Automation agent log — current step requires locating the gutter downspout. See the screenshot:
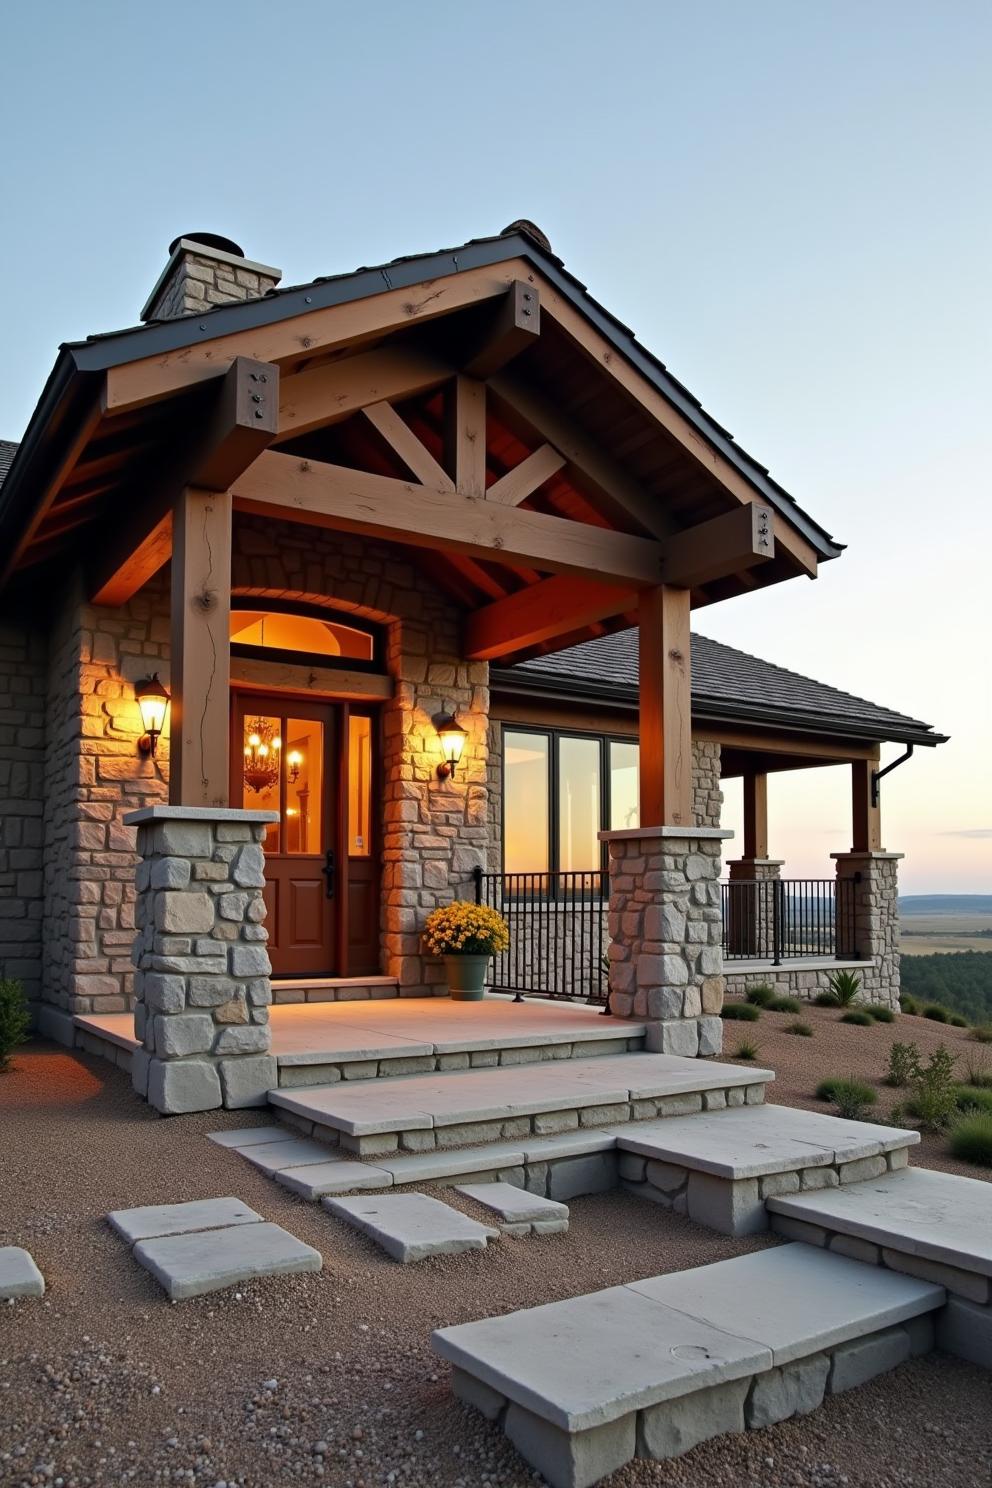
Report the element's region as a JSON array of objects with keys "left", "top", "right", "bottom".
[{"left": 871, "top": 744, "right": 914, "bottom": 808}]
